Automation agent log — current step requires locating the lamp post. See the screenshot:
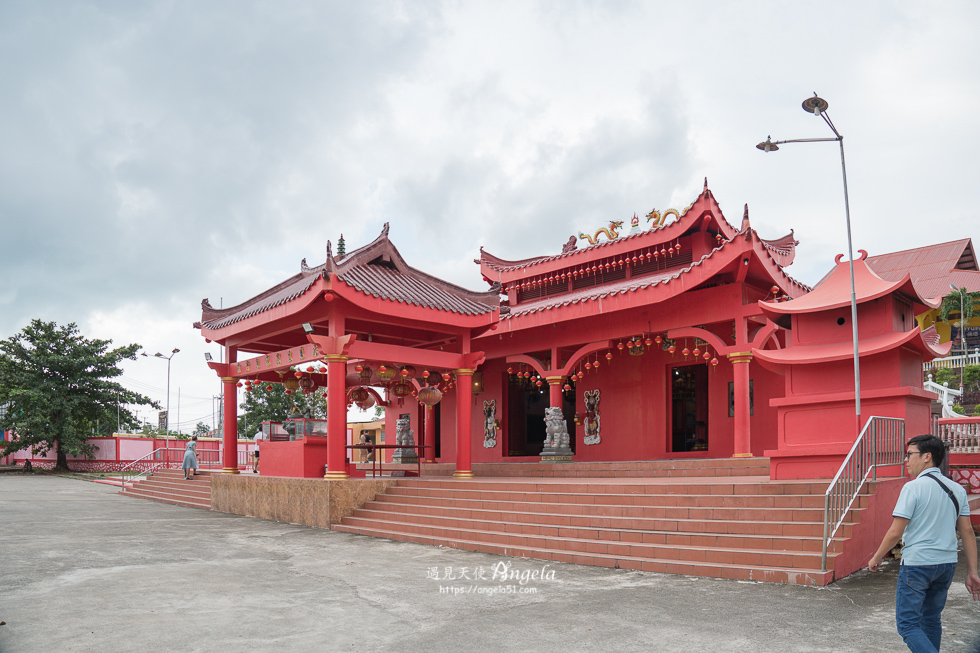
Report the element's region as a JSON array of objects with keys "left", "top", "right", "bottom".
[
  {"left": 950, "top": 283, "right": 967, "bottom": 392},
  {"left": 758, "top": 94, "right": 862, "bottom": 435},
  {"left": 143, "top": 348, "right": 180, "bottom": 466}
]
